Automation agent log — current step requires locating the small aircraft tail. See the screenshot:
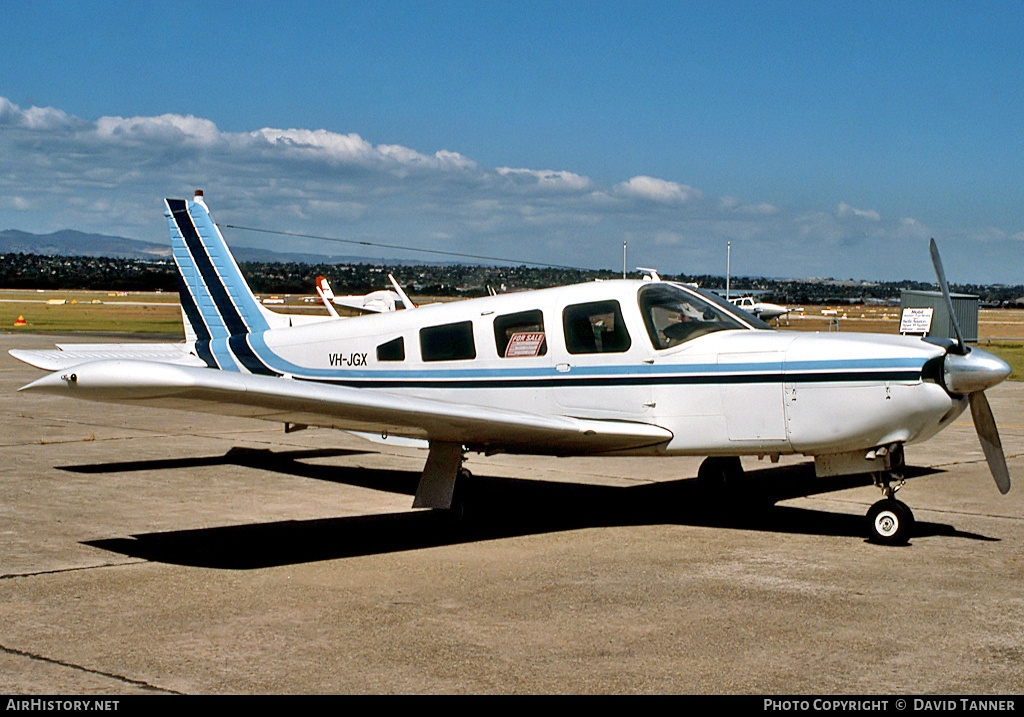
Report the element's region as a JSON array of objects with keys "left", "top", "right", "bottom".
[
  {"left": 314, "top": 276, "right": 341, "bottom": 318},
  {"left": 315, "top": 275, "right": 336, "bottom": 302},
  {"left": 165, "top": 191, "right": 281, "bottom": 343}
]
